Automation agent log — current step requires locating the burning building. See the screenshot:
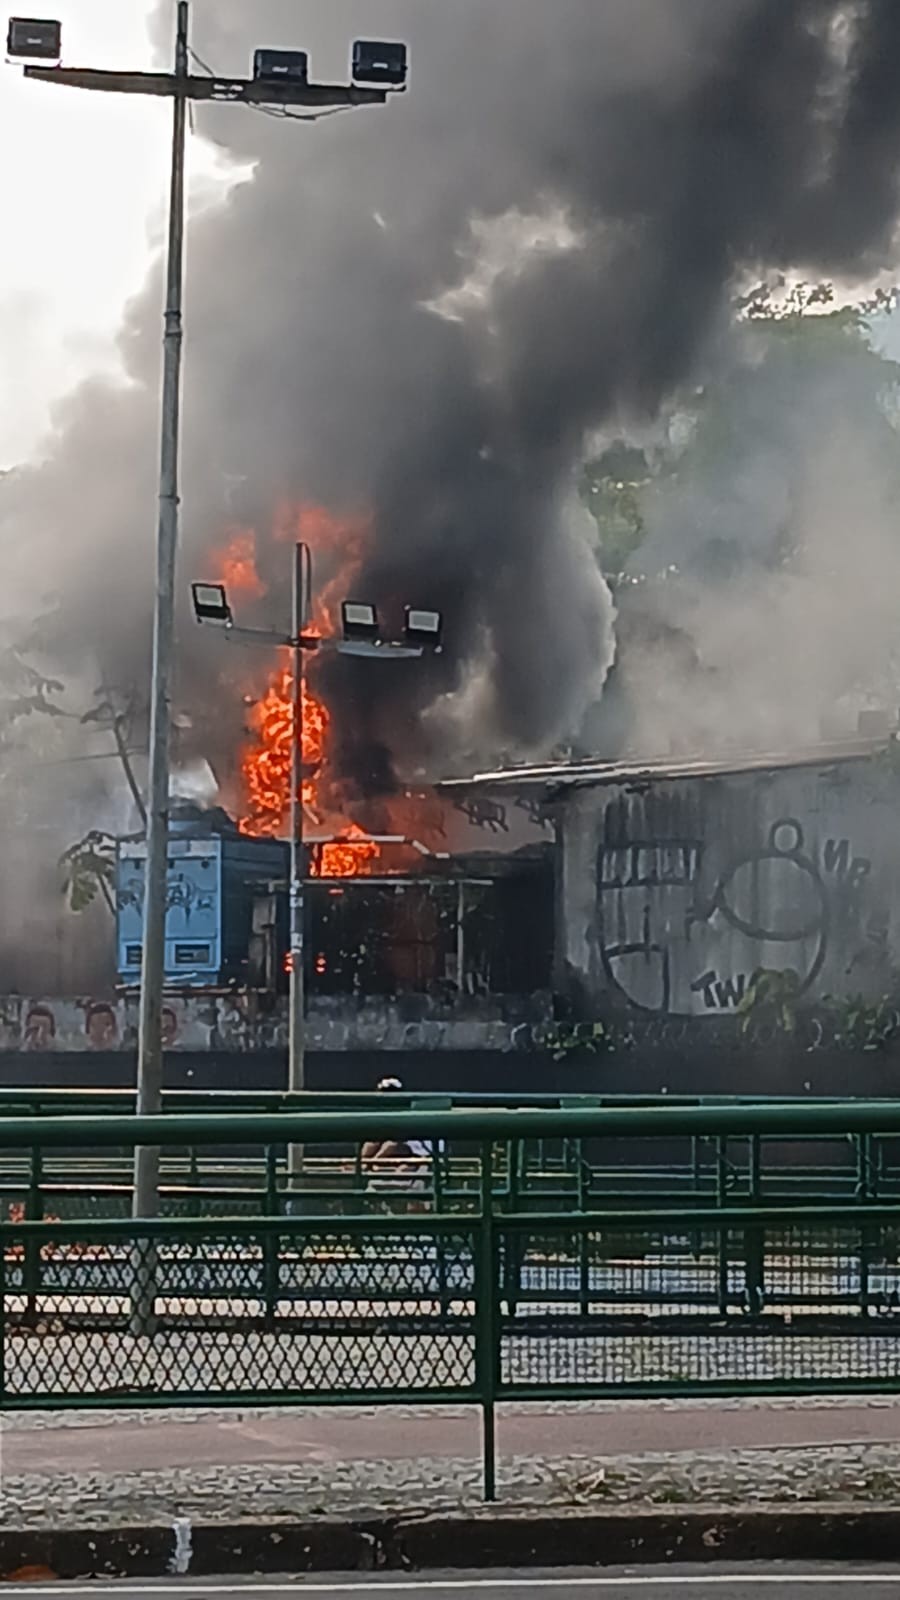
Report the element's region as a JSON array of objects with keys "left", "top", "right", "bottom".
[
  {"left": 7, "top": 0, "right": 900, "bottom": 1070},
  {"left": 111, "top": 501, "right": 555, "bottom": 1004}
]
